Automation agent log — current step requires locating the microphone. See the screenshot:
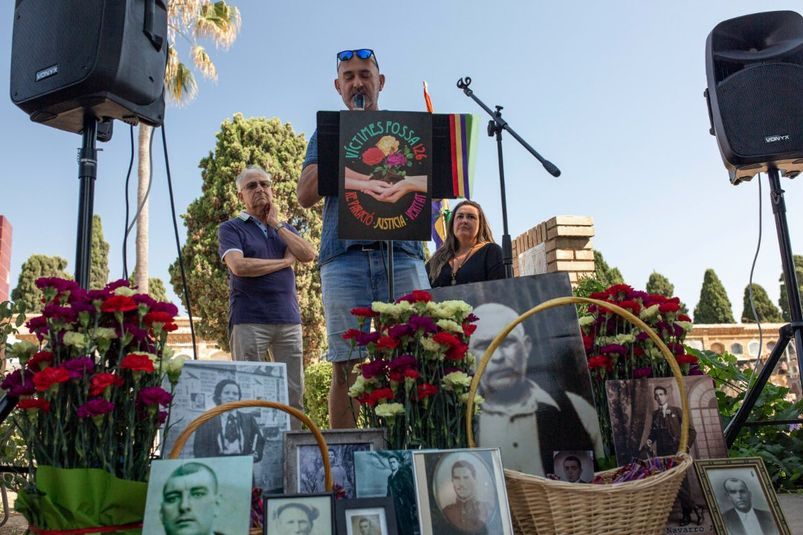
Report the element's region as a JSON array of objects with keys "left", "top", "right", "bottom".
[{"left": 352, "top": 93, "right": 365, "bottom": 110}]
